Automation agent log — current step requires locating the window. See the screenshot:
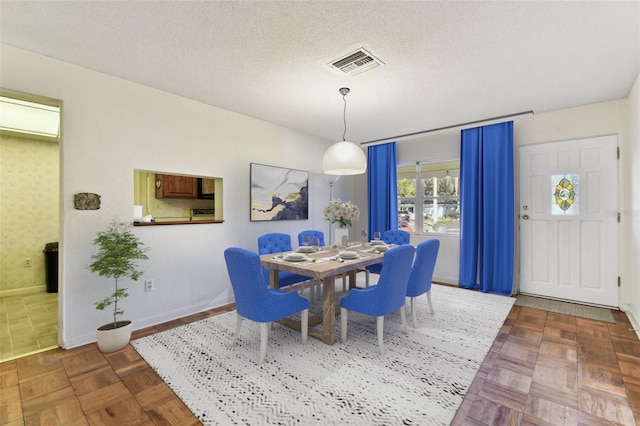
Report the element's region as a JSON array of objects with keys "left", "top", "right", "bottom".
[{"left": 397, "top": 160, "right": 460, "bottom": 234}]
